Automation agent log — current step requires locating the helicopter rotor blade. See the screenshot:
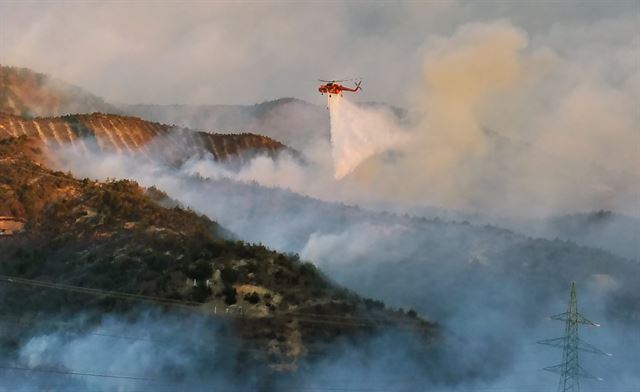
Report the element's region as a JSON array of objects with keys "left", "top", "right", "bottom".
[
  {"left": 319, "top": 78, "right": 363, "bottom": 84},
  {"left": 319, "top": 78, "right": 354, "bottom": 83}
]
